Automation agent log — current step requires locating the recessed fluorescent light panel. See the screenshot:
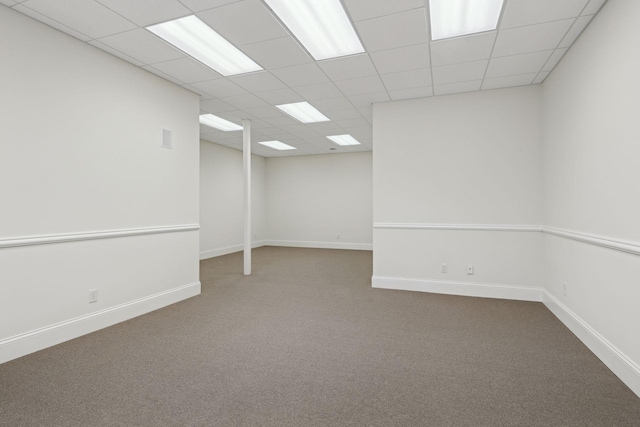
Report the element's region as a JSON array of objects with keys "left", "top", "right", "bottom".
[
  {"left": 263, "top": 0, "right": 364, "bottom": 60},
  {"left": 199, "top": 114, "right": 243, "bottom": 131},
  {"left": 258, "top": 141, "right": 296, "bottom": 150},
  {"left": 327, "top": 134, "right": 361, "bottom": 146},
  {"left": 429, "top": 0, "right": 504, "bottom": 41},
  {"left": 276, "top": 102, "right": 330, "bottom": 123},
  {"left": 147, "top": 15, "right": 262, "bottom": 76}
]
